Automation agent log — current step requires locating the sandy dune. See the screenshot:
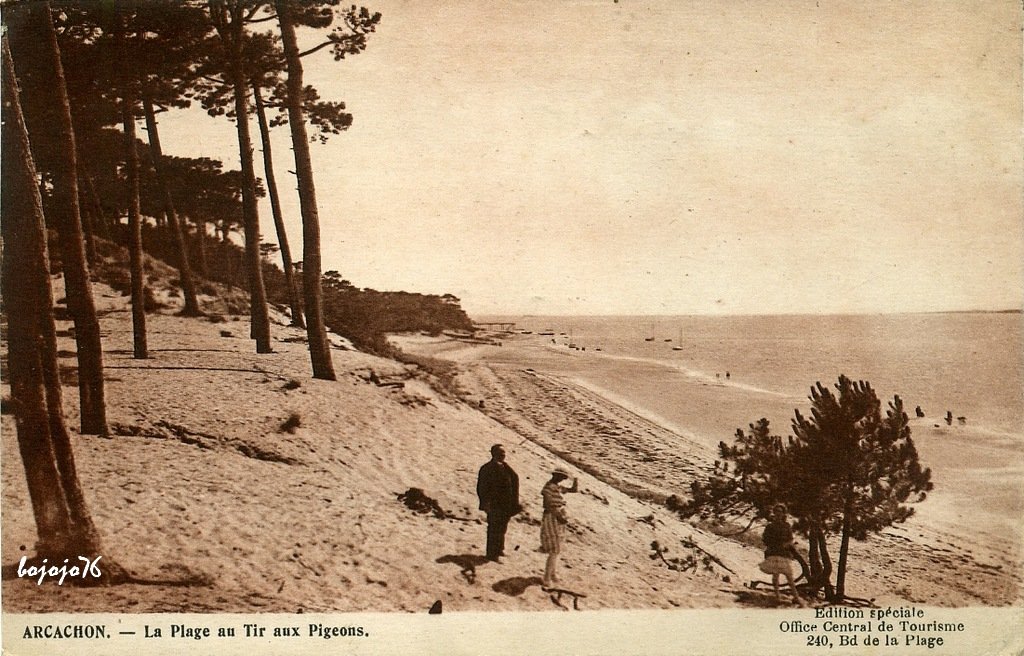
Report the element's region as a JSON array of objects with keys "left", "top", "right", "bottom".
[{"left": 3, "top": 284, "right": 748, "bottom": 613}]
